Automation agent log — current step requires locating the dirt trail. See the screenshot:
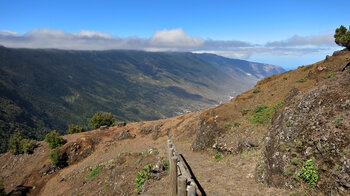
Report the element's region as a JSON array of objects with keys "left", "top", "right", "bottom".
[{"left": 146, "top": 140, "right": 289, "bottom": 196}]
